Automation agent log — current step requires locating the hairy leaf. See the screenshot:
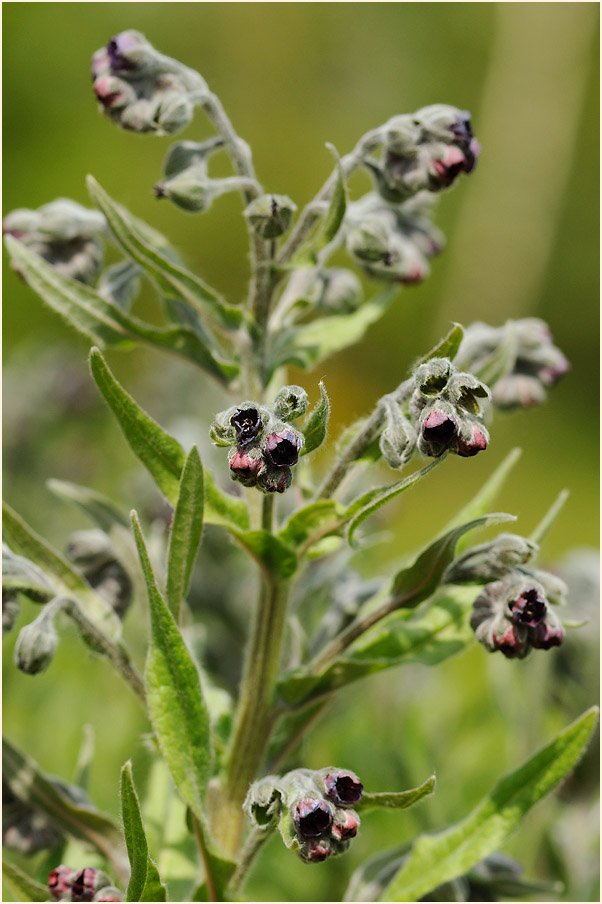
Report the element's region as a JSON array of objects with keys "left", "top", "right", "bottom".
[
  {"left": 412, "top": 322, "right": 464, "bottom": 371},
  {"left": 133, "top": 514, "right": 212, "bottom": 820},
  {"left": 2, "top": 544, "right": 57, "bottom": 603},
  {"left": 530, "top": 488, "right": 569, "bottom": 546},
  {"left": 47, "top": 478, "right": 130, "bottom": 531},
  {"left": 203, "top": 468, "right": 250, "bottom": 531},
  {"left": 87, "top": 176, "right": 242, "bottom": 332},
  {"left": 166, "top": 446, "right": 204, "bottom": 621},
  {"left": 231, "top": 529, "right": 297, "bottom": 580},
  {"left": 2, "top": 502, "right": 121, "bottom": 640},
  {"left": 380, "top": 707, "right": 599, "bottom": 901},
  {"left": 120, "top": 761, "right": 167, "bottom": 902},
  {"left": 357, "top": 775, "right": 436, "bottom": 813},
  {"left": 2, "top": 858, "right": 49, "bottom": 902},
  {"left": 279, "top": 500, "right": 344, "bottom": 550},
  {"left": 300, "top": 381, "right": 330, "bottom": 455}
]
